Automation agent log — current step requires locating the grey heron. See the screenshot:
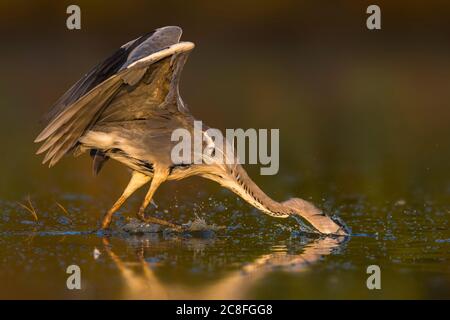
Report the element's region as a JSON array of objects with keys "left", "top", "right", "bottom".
[{"left": 35, "top": 26, "right": 347, "bottom": 236}]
